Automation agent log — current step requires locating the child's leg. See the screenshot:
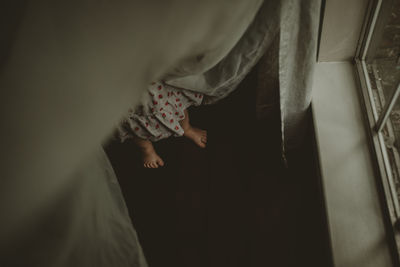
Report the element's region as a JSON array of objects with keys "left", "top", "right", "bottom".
[
  {"left": 180, "top": 109, "right": 207, "bottom": 148},
  {"left": 133, "top": 136, "right": 164, "bottom": 168}
]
